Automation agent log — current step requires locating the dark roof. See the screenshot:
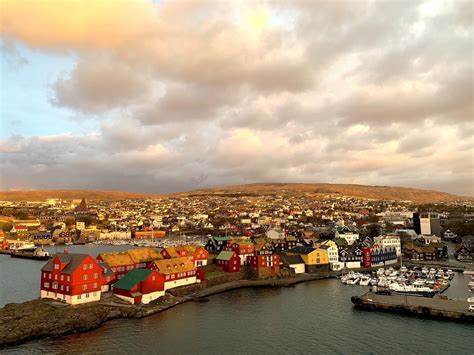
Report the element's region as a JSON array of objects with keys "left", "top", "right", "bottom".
[
  {"left": 98, "top": 261, "right": 114, "bottom": 277},
  {"left": 113, "top": 269, "right": 152, "bottom": 291},
  {"left": 74, "top": 197, "right": 88, "bottom": 212},
  {"left": 41, "top": 253, "right": 91, "bottom": 274},
  {"left": 280, "top": 254, "right": 304, "bottom": 265},
  {"left": 287, "top": 246, "right": 315, "bottom": 255}
]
